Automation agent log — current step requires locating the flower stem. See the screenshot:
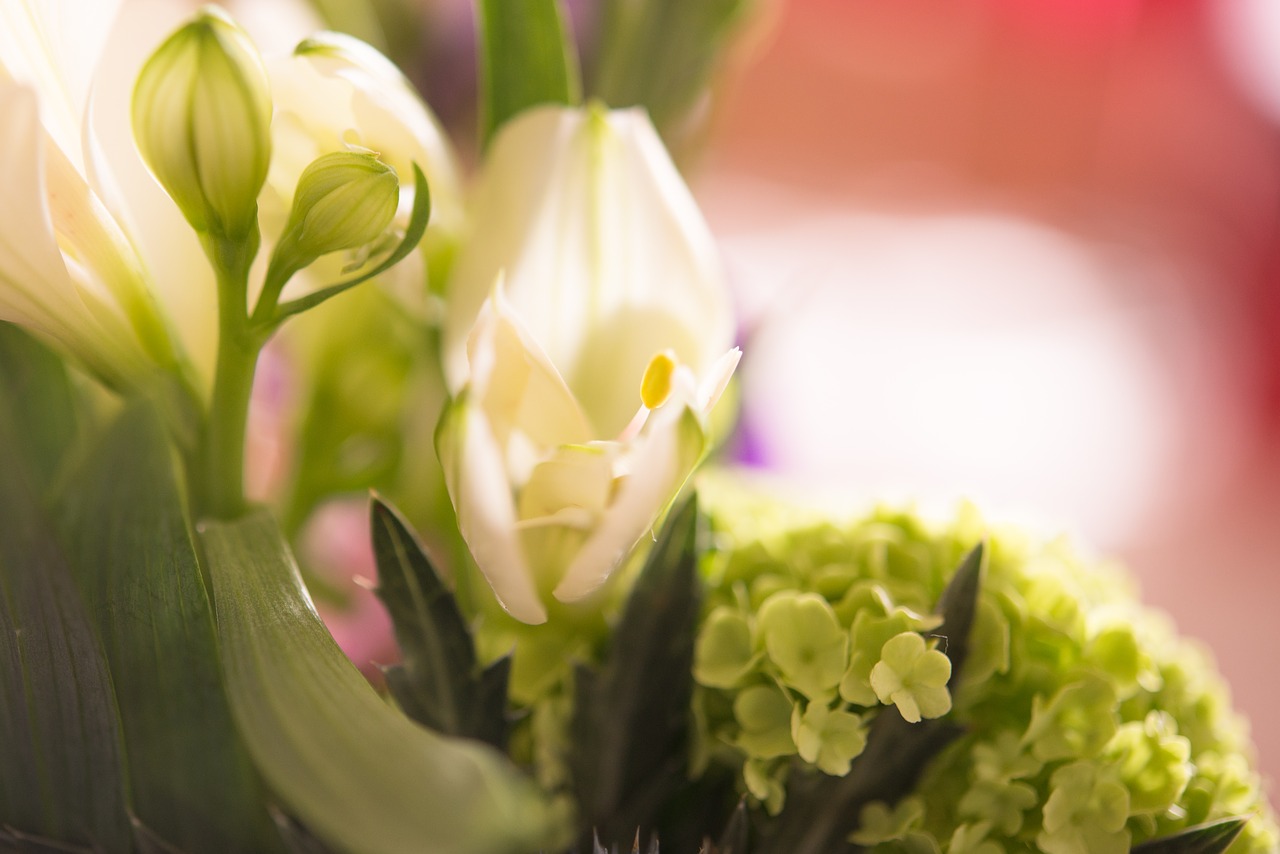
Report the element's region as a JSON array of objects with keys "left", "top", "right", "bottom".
[{"left": 200, "top": 230, "right": 264, "bottom": 520}]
